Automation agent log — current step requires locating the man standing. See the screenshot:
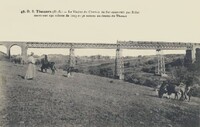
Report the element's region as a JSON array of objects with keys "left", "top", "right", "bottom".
[
  {"left": 44, "top": 55, "right": 49, "bottom": 73},
  {"left": 41, "top": 55, "right": 49, "bottom": 73}
]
